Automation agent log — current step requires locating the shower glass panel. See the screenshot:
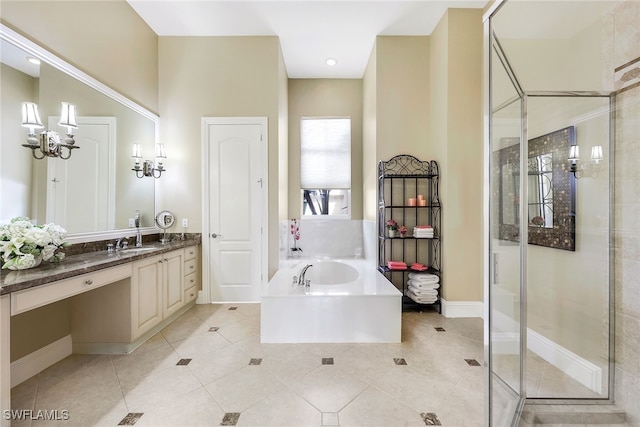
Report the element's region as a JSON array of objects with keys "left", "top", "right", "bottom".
[
  {"left": 488, "top": 17, "right": 526, "bottom": 425},
  {"left": 487, "top": 0, "right": 615, "bottom": 420},
  {"left": 526, "top": 95, "right": 611, "bottom": 399}
]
